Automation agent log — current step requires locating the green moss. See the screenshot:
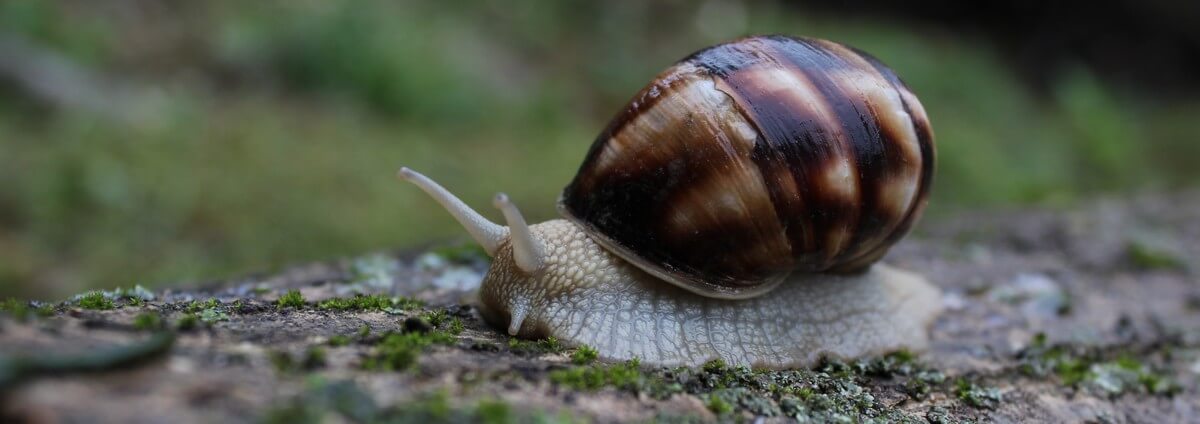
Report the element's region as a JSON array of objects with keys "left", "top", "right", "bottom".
[
  {"left": 76, "top": 291, "right": 115, "bottom": 310},
  {"left": 709, "top": 387, "right": 780, "bottom": 417},
  {"left": 546, "top": 354, "right": 941, "bottom": 421},
  {"left": 277, "top": 290, "right": 306, "bottom": 309},
  {"left": 571, "top": 345, "right": 598, "bottom": 365},
  {"left": 269, "top": 350, "right": 296, "bottom": 373},
  {"left": 361, "top": 331, "right": 455, "bottom": 371},
  {"left": 862, "top": 350, "right": 919, "bottom": 377},
  {"left": 507, "top": 337, "right": 563, "bottom": 355},
  {"left": 1055, "top": 357, "right": 1090, "bottom": 386},
  {"left": 412, "top": 390, "right": 452, "bottom": 421},
  {"left": 316, "top": 294, "right": 421, "bottom": 312},
  {"left": 705, "top": 394, "right": 733, "bottom": 415},
  {"left": 702, "top": 358, "right": 726, "bottom": 374},
  {"left": 548, "top": 359, "right": 646, "bottom": 391},
  {"left": 1138, "top": 372, "right": 1179, "bottom": 395},
  {"left": 200, "top": 307, "right": 229, "bottom": 324},
  {"left": 1017, "top": 334, "right": 1180, "bottom": 395},
  {"left": 447, "top": 317, "right": 464, "bottom": 335},
  {"left": 925, "top": 406, "right": 954, "bottom": 424},
  {"left": 470, "top": 341, "right": 500, "bottom": 352},
  {"left": 261, "top": 402, "right": 320, "bottom": 424},
  {"left": 186, "top": 298, "right": 220, "bottom": 313},
  {"left": 903, "top": 370, "right": 946, "bottom": 401},
  {"left": 1127, "top": 238, "right": 1185, "bottom": 270},
  {"left": 1019, "top": 333, "right": 1089, "bottom": 384},
  {"left": 363, "top": 335, "right": 420, "bottom": 371},
  {"left": 420, "top": 309, "right": 448, "bottom": 327},
  {"left": 133, "top": 312, "right": 163, "bottom": 331},
  {"left": 264, "top": 380, "right": 557, "bottom": 424},
  {"left": 1, "top": 299, "right": 55, "bottom": 320},
  {"left": 303, "top": 346, "right": 327, "bottom": 370},
  {"left": 1087, "top": 355, "right": 1181, "bottom": 395},
  {"left": 177, "top": 313, "right": 198, "bottom": 330},
  {"left": 328, "top": 334, "right": 351, "bottom": 347},
  {"left": 954, "top": 379, "right": 1002, "bottom": 409},
  {"left": 1, "top": 298, "right": 29, "bottom": 320},
  {"left": 474, "top": 399, "right": 512, "bottom": 424}
]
